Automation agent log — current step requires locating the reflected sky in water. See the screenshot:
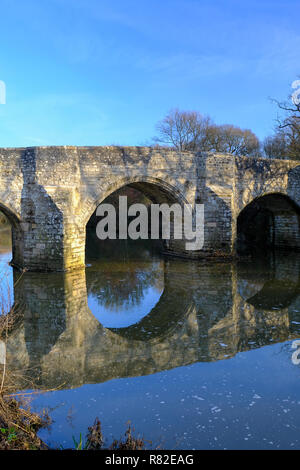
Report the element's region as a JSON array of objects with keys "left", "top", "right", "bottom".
[
  {"left": 1, "top": 231, "right": 300, "bottom": 449},
  {"left": 0, "top": 228, "right": 13, "bottom": 312},
  {"left": 86, "top": 236, "right": 165, "bottom": 327},
  {"left": 88, "top": 282, "right": 163, "bottom": 328}
]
